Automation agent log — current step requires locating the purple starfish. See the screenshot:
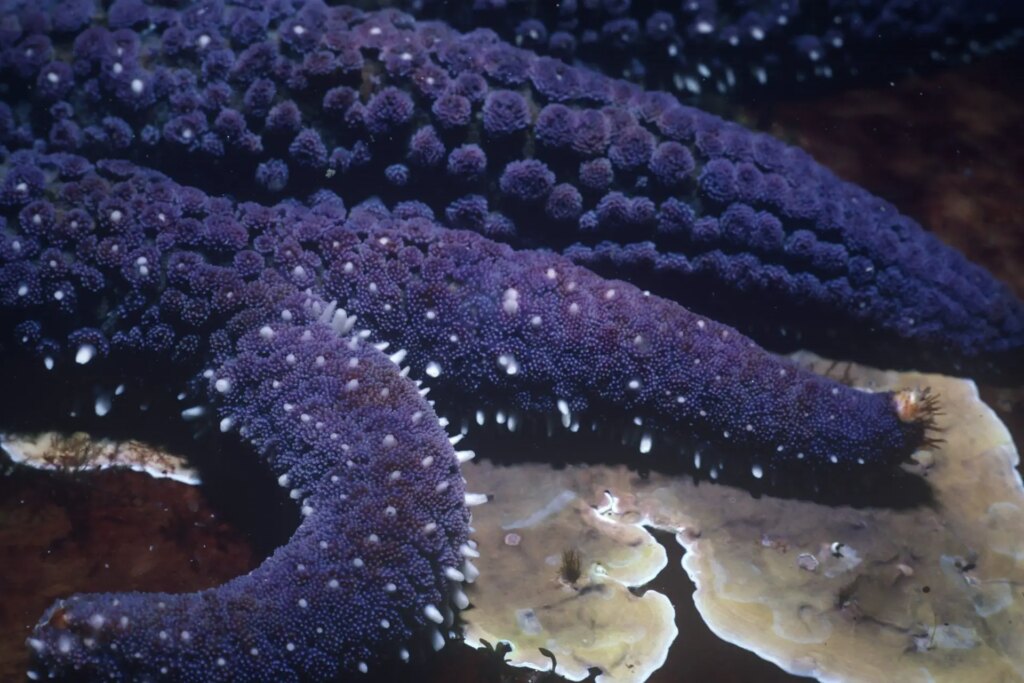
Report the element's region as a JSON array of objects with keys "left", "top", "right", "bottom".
[
  {"left": 0, "top": 1, "right": 1014, "bottom": 681},
  {"left": 9, "top": 155, "right": 930, "bottom": 681},
  {"left": 381, "top": 0, "right": 1024, "bottom": 98},
  {"left": 1, "top": 1, "right": 1018, "bottom": 380}
]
